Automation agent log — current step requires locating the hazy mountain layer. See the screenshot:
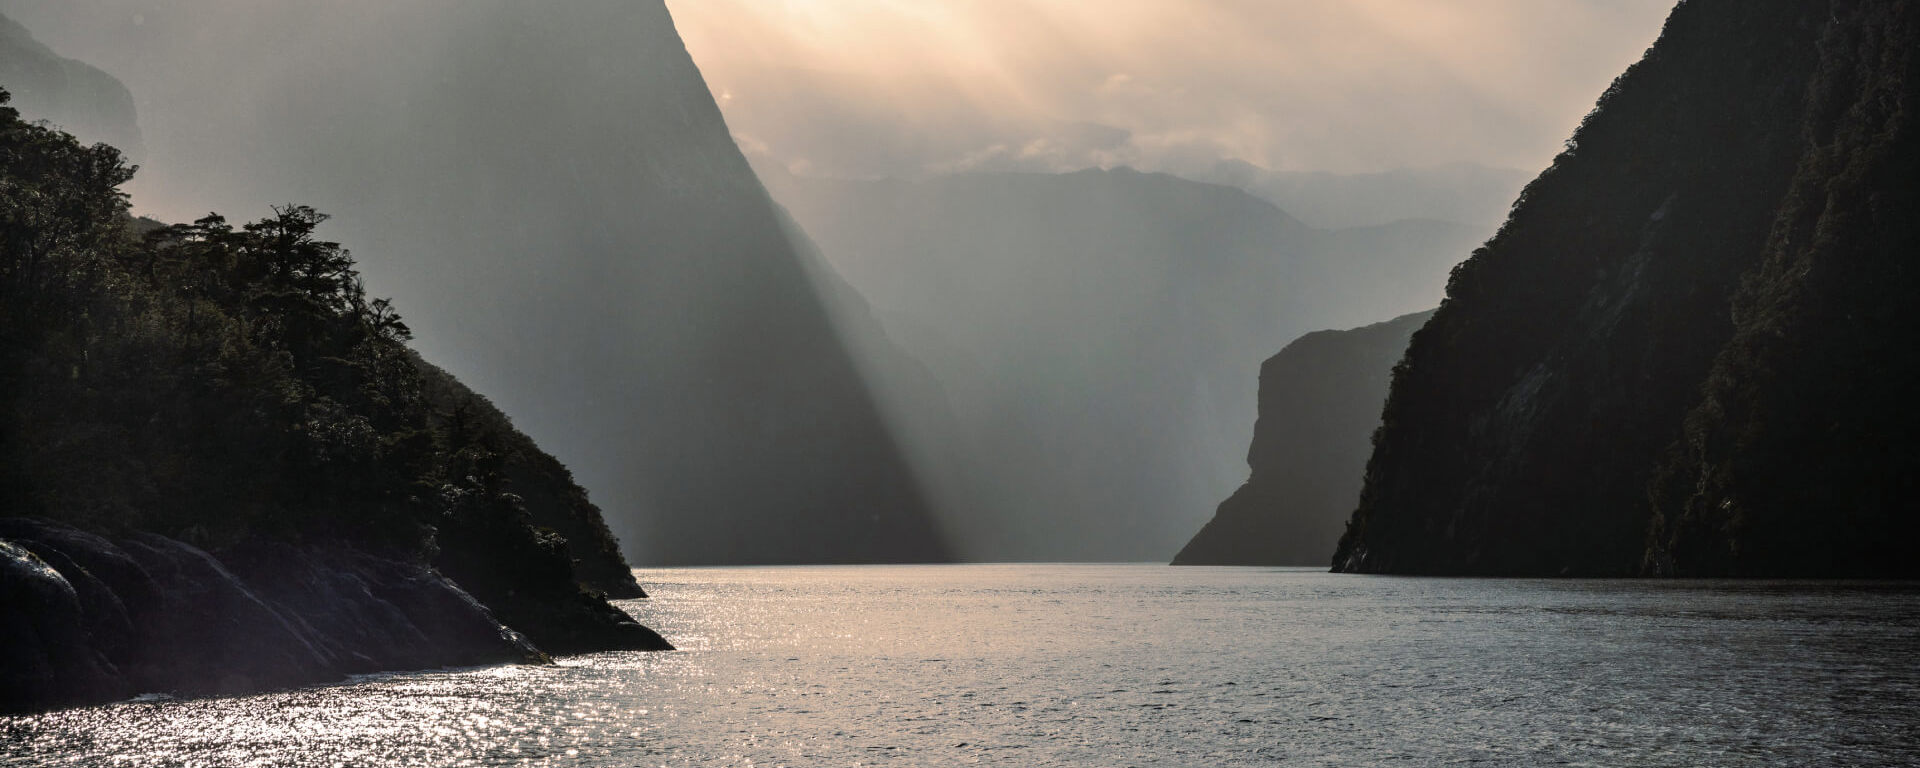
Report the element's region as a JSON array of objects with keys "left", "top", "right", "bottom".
[
  {"left": 0, "top": 9, "right": 643, "bottom": 591},
  {"left": 0, "top": 1, "right": 947, "bottom": 565},
  {"left": 0, "top": 12, "right": 138, "bottom": 158},
  {"left": 766, "top": 167, "right": 1482, "bottom": 560},
  {"left": 1336, "top": 0, "right": 1920, "bottom": 576},
  {"left": 1174, "top": 311, "right": 1431, "bottom": 566},
  {"left": 1192, "top": 161, "right": 1531, "bottom": 230}
]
